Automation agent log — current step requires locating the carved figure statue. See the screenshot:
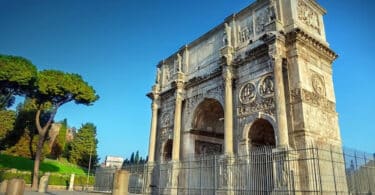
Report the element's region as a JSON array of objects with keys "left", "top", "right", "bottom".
[
  {"left": 224, "top": 23, "right": 232, "bottom": 46},
  {"left": 240, "top": 83, "right": 256, "bottom": 104},
  {"left": 156, "top": 68, "right": 161, "bottom": 84},
  {"left": 177, "top": 53, "right": 182, "bottom": 72},
  {"left": 260, "top": 76, "right": 274, "bottom": 96}
]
